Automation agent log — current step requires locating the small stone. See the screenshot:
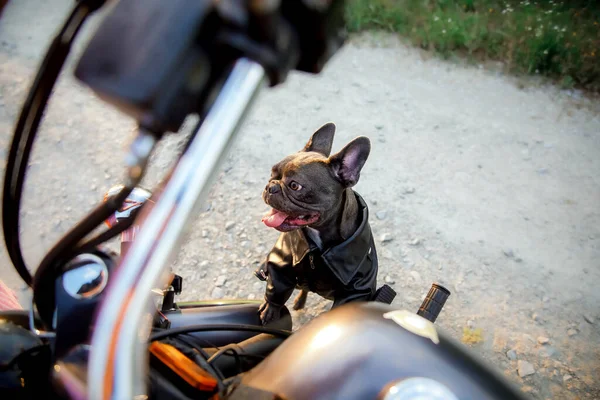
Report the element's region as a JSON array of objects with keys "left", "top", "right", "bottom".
[
  {"left": 537, "top": 336, "right": 550, "bottom": 345},
  {"left": 201, "top": 202, "right": 212, "bottom": 212},
  {"left": 201, "top": 230, "right": 209, "bottom": 238},
  {"left": 376, "top": 210, "right": 388, "bottom": 220},
  {"left": 375, "top": 124, "right": 384, "bottom": 130},
  {"left": 583, "top": 315, "right": 595, "bottom": 324},
  {"left": 503, "top": 249, "right": 514, "bottom": 258},
  {"left": 506, "top": 349, "right": 517, "bottom": 360},
  {"left": 539, "top": 346, "right": 557, "bottom": 358},
  {"left": 531, "top": 313, "right": 541, "bottom": 322},
  {"left": 515, "top": 257, "right": 523, "bottom": 263},
  {"left": 567, "top": 328, "right": 578, "bottom": 337},
  {"left": 384, "top": 275, "right": 395, "bottom": 284},
  {"left": 215, "top": 276, "right": 227, "bottom": 287},
  {"left": 371, "top": 199, "right": 378, "bottom": 205},
  {"left": 517, "top": 360, "right": 535, "bottom": 377},
  {"left": 563, "top": 374, "right": 572, "bottom": 382},
  {"left": 542, "top": 296, "right": 550, "bottom": 303},
  {"left": 467, "top": 319, "right": 475, "bottom": 328},
  {"left": 402, "top": 187, "right": 416, "bottom": 194},
  {"left": 314, "top": 105, "right": 321, "bottom": 111},
  {"left": 409, "top": 238, "right": 421, "bottom": 246},
  {"left": 200, "top": 260, "right": 209, "bottom": 268},
  {"left": 225, "top": 221, "right": 236, "bottom": 231},
  {"left": 211, "top": 287, "right": 225, "bottom": 299},
  {"left": 380, "top": 233, "right": 394, "bottom": 243},
  {"left": 378, "top": 136, "right": 386, "bottom": 143},
  {"left": 247, "top": 293, "right": 256, "bottom": 300},
  {"left": 409, "top": 271, "right": 421, "bottom": 281}
]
